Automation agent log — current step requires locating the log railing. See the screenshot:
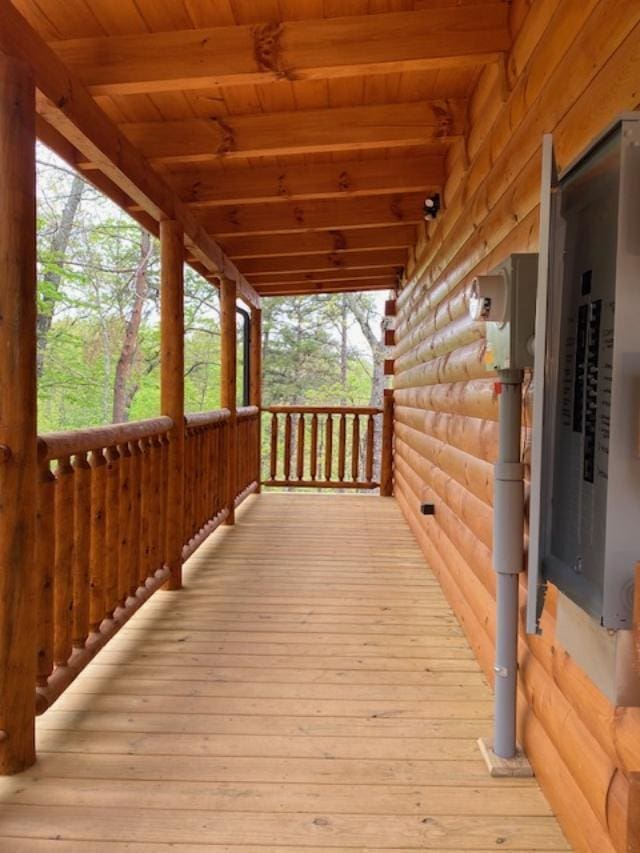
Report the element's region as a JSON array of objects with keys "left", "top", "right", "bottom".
[
  {"left": 236, "top": 405, "right": 261, "bottom": 502},
  {"left": 264, "top": 402, "right": 393, "bottom": 492},
  {"left": 182, "top": 409, "right": 230, "bottom": 559},
  {"left": 35, "top": 417, "right": 173, "bottom": 713}
]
